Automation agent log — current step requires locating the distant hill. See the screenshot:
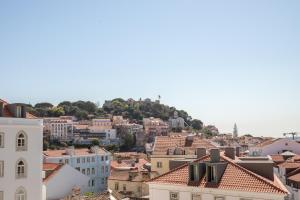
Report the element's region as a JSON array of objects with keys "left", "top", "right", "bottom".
[{"left": 27, "top": 98, "right": 208, "bottom": 131}]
